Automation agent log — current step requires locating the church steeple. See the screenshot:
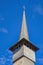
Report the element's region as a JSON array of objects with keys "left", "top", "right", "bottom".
[
  {"left": 9, "top": 7, "right": 39, "bottom": 65},
  {"left": 20, "top": 6, "right": 29, "bottom": 40}
]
